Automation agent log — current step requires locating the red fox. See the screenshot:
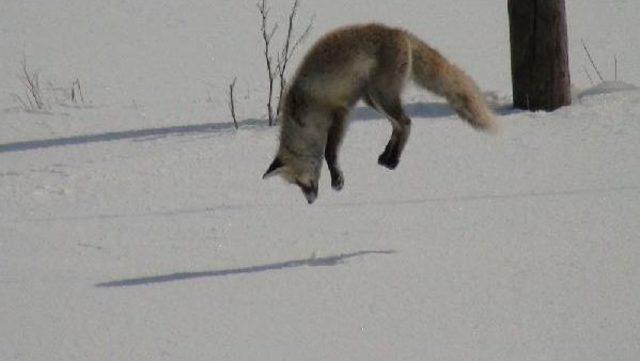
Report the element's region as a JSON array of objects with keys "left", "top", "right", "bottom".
[{"left": 264, "top": 23, "right": 497, "bottom": 204}]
